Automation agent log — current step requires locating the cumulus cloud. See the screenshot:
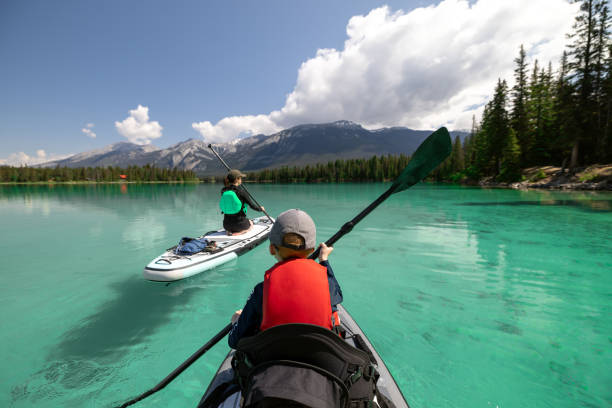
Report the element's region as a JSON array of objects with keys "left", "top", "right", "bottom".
[
  {"left": 193, "top": 0, "right": 577, "bottom": 142},
  {"left": 0, "top": 150, "right": 72, "bottom": 166},
  {"left": 82, "top": 123, "right": 97, "bottom": 138},
  {"left": 115, "top": 105, "right": 163, "bottom": 145},
  {"left": 192, "top": 114, "right": 281, "bottom": 144}
]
